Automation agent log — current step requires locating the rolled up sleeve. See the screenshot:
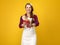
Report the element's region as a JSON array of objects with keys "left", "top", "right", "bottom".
[
  {"left": 19, "top": 16, "right": 23, "bottom": 28},
  {"left": 34, "top": 15, "right": 39, "bottom": 27}
]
